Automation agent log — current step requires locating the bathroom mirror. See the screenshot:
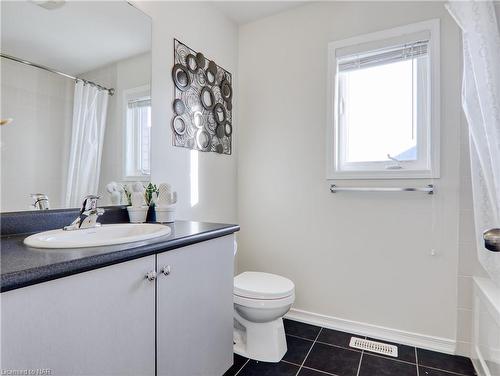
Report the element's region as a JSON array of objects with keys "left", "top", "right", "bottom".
[{"left": 0, "top": 1, "right": 152, "bottom": 212}]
